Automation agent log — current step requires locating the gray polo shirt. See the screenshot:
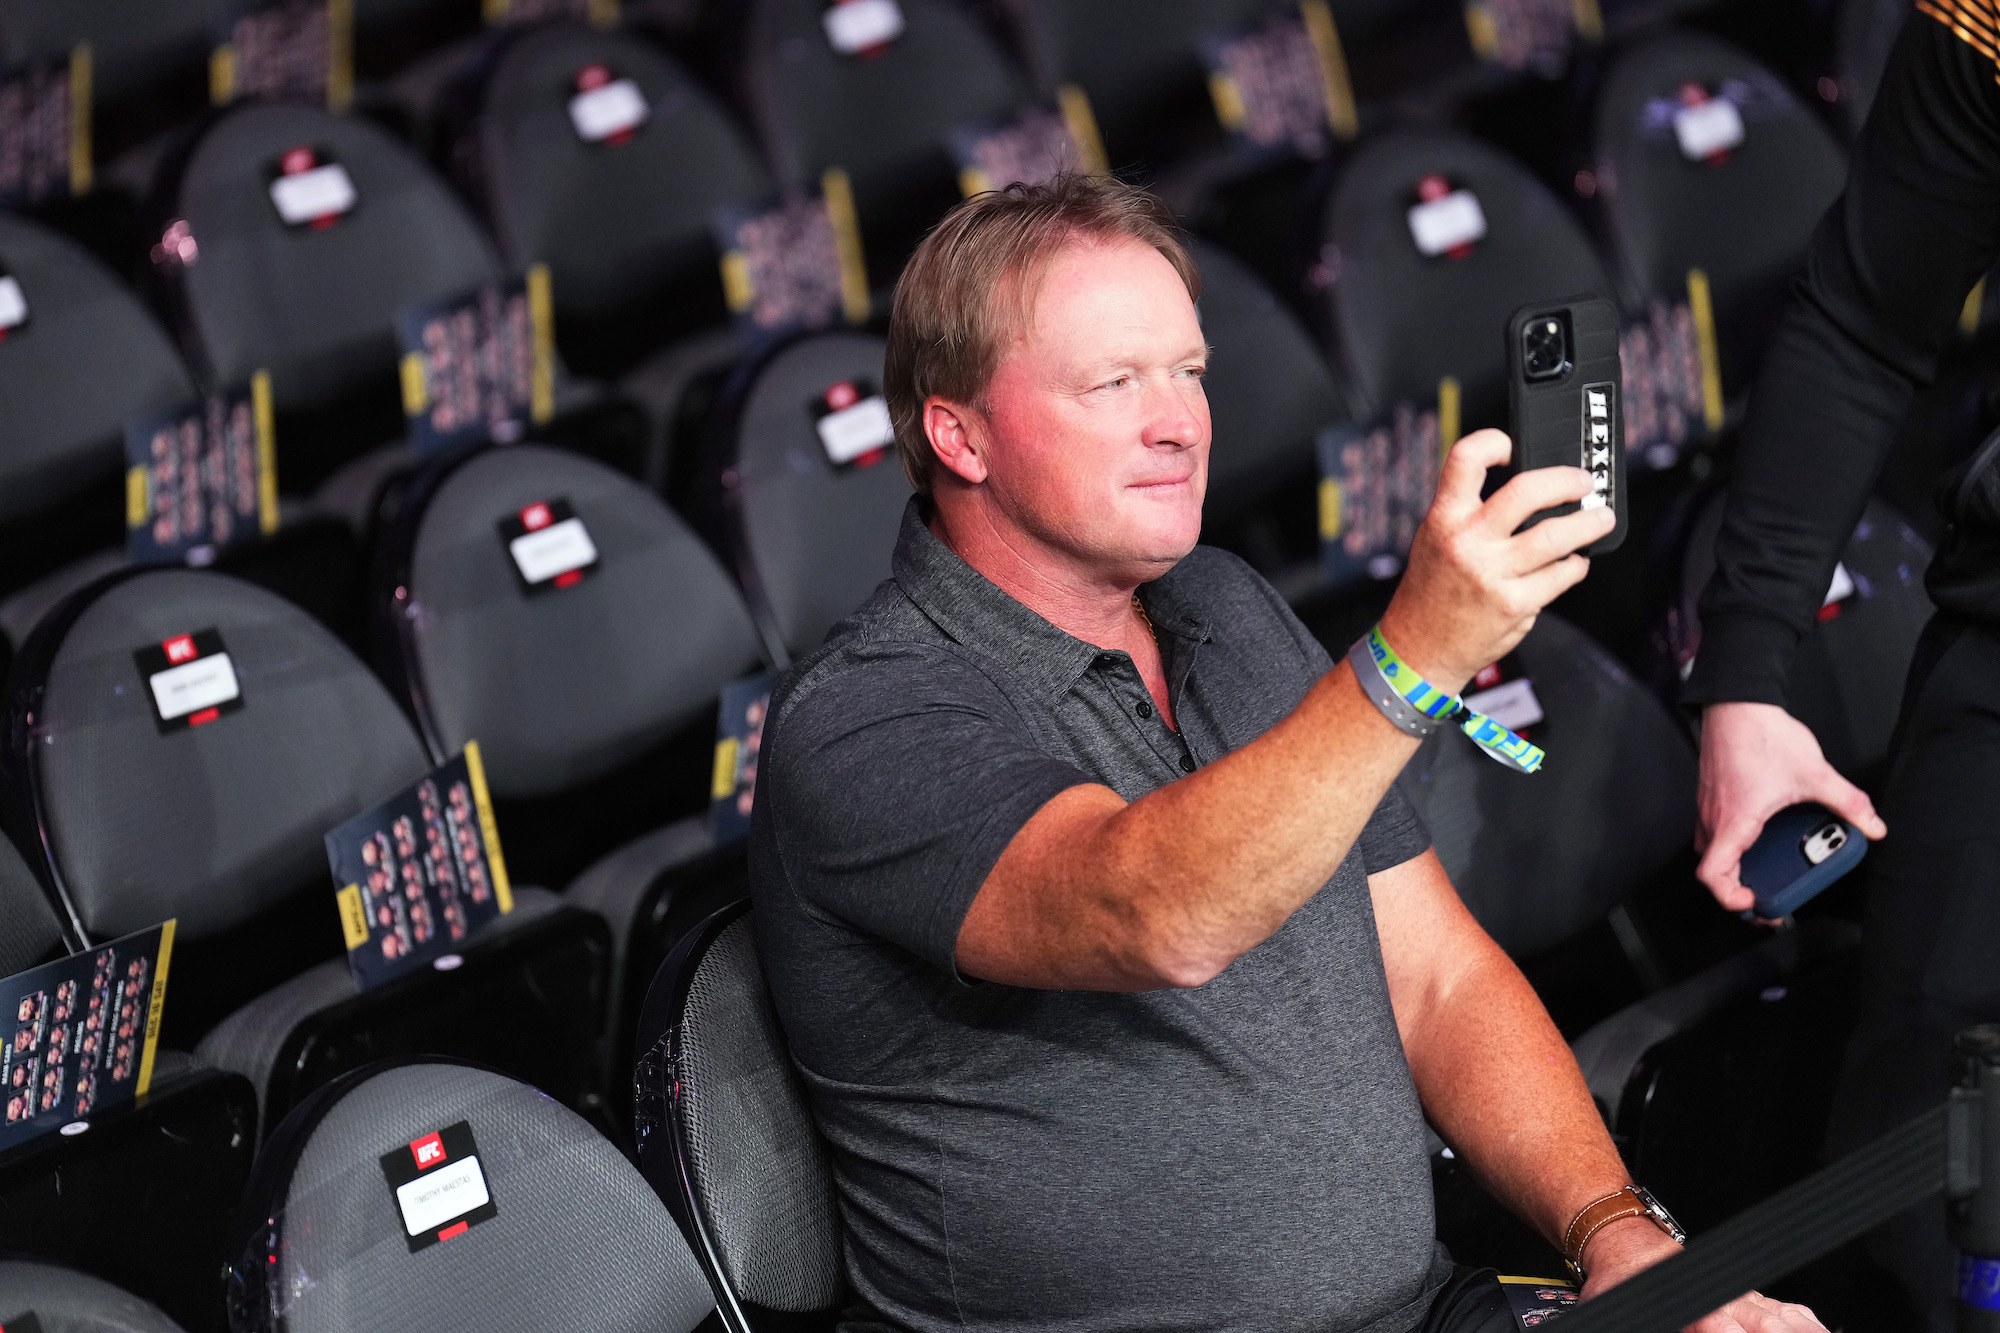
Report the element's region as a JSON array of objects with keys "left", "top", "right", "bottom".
[{"left": 750, "top": 500, "right": 1448, "bottom": 1333}]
